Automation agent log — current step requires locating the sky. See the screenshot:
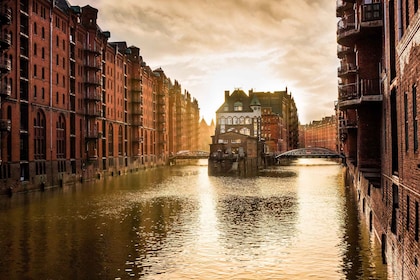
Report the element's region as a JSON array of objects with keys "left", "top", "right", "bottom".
[{"left": 70, "top": 0, "right": 339, "bottom": 124}]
